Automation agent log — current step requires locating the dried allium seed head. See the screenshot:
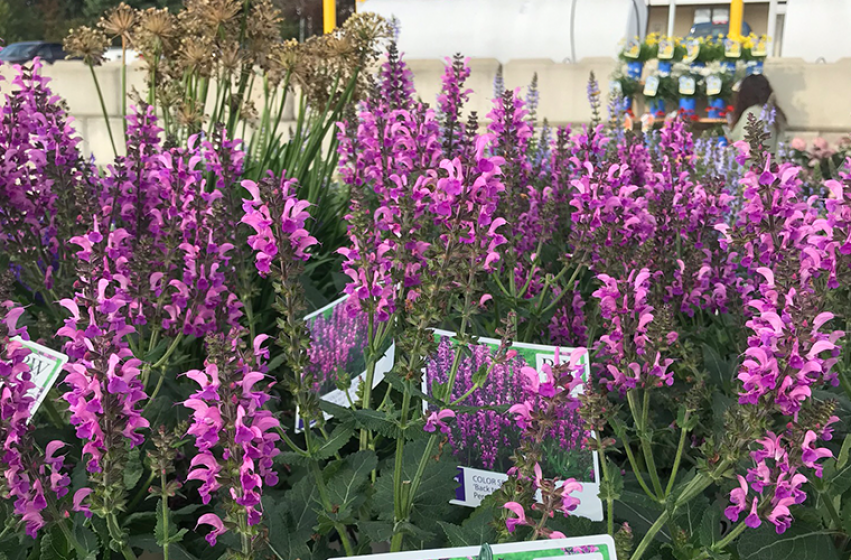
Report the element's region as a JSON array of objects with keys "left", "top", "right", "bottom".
[
  {"left": 63, "top": 26, "right": 109, "bottom": 66},
  {"left": 246, "top": 0, "right": 282, "bottom": 62},
  {"left": 99, "top": 2, "right": 137, "bottom": 41},
  {"left": 239, "top": 99, "right": 259, "bottom": 126},
  {"left": 138, "top": 7, "right": 177, "bottom": 50},
  {"left": 342, "top": 11, "right": 392, "bottom": 61},
  {"left": 218, "top": 42, "right": 243, "bottom": 76},
  {"left": 176, "top": 101, "right": 205, "bottom": 130},
  {"left": 203, "top": 0, "right": 242, "bottom": 30},
  {"left": 268, "top": 39, "right": 307, "bottom": 87},
  {"left": 178, "top": 36, "right": 214, "bottom": 76}
]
